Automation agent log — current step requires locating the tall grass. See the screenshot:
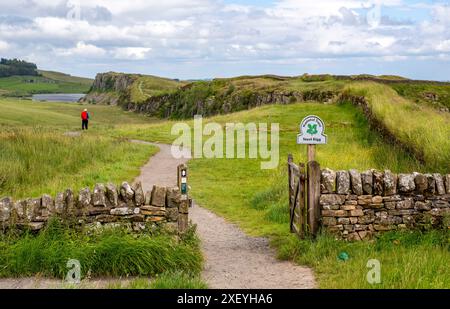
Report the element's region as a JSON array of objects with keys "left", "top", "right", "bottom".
[
  {"left": 345, "top": 82, "right": 450, "bottom": 172},
  {"left": 0, "top": 219, "right": 203, "bottom": 278},
  {"left": 0, "top": 128, "right": 156, "bottom": 198}
]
